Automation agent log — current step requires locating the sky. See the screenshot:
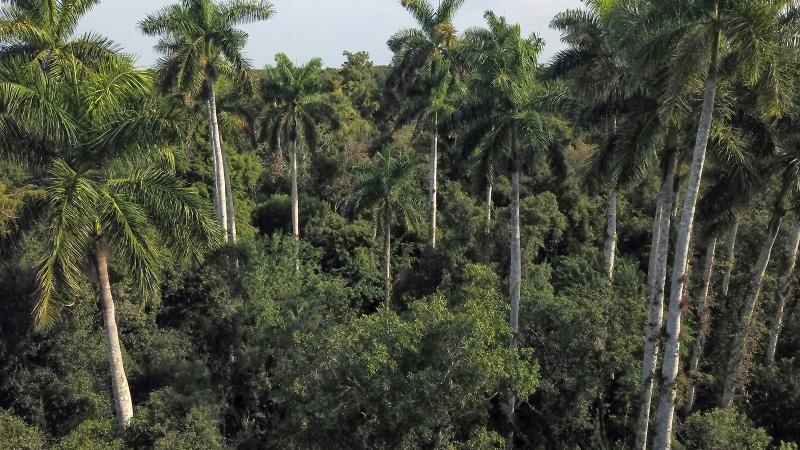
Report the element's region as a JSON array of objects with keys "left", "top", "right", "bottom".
[{"left": 77, "top": 0, "right": 583, "bottom": 69}]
